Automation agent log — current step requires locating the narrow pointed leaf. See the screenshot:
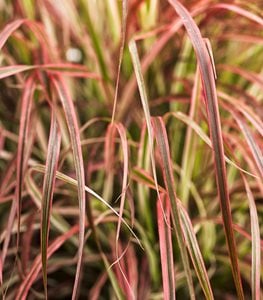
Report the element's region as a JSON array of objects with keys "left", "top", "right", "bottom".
[
  {"left": 235, "top": 116, "right": 263, "bottom": 178},
  {"left": 15, "top": 75, "right": 35, "bottom": 252},
  {"left": 178, "top": 203, "right": 214, "bottom": 300},
  {"left": 243, "top": 177, "right": 261, "bottom": 300},
  {"left": 167, "top": 1, "right": 244, "bottom": 298},
  {"left": 52, "top": 75, "right": 86, "bottom": 299},
  {"left": 152, "top": 116, "right": 195, "bottom": 300},
  {"left": 16, "top": 225, "right": 79, "bottom": 300},
  {"left": 0, "top": 66, "right": 35, "bottom": 79},
  {"left": 41, "top": 113, "right": 61, "bottom": 299},
  {"left": 0, "top": 19, "right": 25, "bottom": 50},
  {"left": 157, "top": 194, "right": 175, "bottom": 300}
]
